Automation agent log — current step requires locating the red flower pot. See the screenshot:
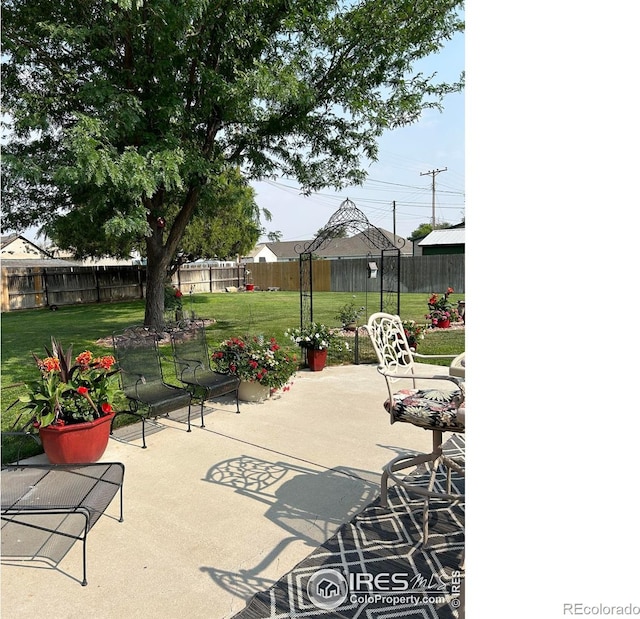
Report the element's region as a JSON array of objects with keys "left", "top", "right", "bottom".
[
  {"left": 306, "top": 348, "right": 328, "bottom": 372},
  {"left": 38, "top": 412, "right": 115, "bottom": 464},
  {"left": 246, "top": 284, "right": 255, "bottom": 291},
  {"left": 436, "top": 319, "right": 451, "bottom": 329}
]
